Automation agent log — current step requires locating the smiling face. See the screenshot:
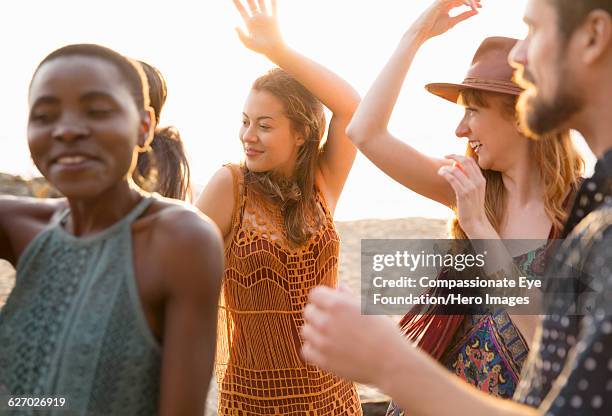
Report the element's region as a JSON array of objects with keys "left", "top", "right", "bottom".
[
  {"left": 28, "top": 55, "right": 150, "bottom": 199},
  {"left": 510, "top": 0, "right": 584, "bottom": 136},
  {"left": 240, "top": 89, "right": 304, "bottom": 176},
  {"left": 455, "top": 91, "right": 524, "bottom": 172}
]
